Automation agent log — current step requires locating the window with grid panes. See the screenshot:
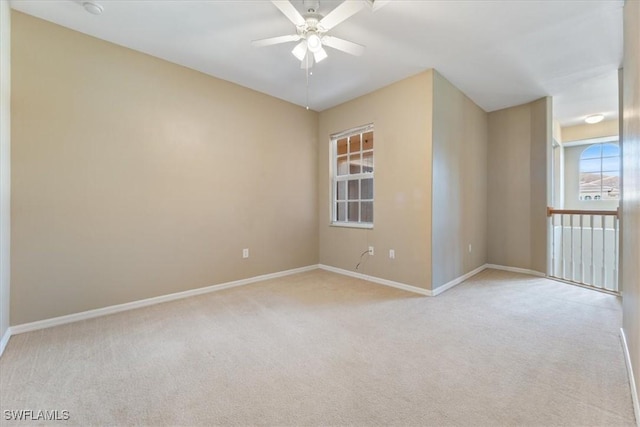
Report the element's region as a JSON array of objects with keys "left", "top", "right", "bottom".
[
  {"left": 579, "top": 143, "right": 620, "bottom": 201},
  {"left": 332, "top": 125, "right": 374, "bottom": 227}
]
